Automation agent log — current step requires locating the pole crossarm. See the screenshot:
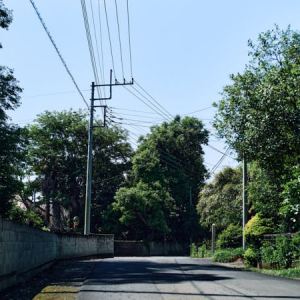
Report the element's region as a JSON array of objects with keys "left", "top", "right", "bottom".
[{"left": 93, "top": 70, "right": 134, "bottom": 101}]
